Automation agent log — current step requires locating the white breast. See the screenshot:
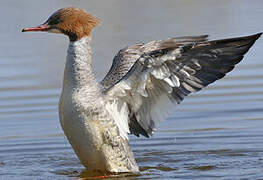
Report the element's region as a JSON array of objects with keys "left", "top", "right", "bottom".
[{"left": 59, "top": 89, "right": 109, "bottom": 170}]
